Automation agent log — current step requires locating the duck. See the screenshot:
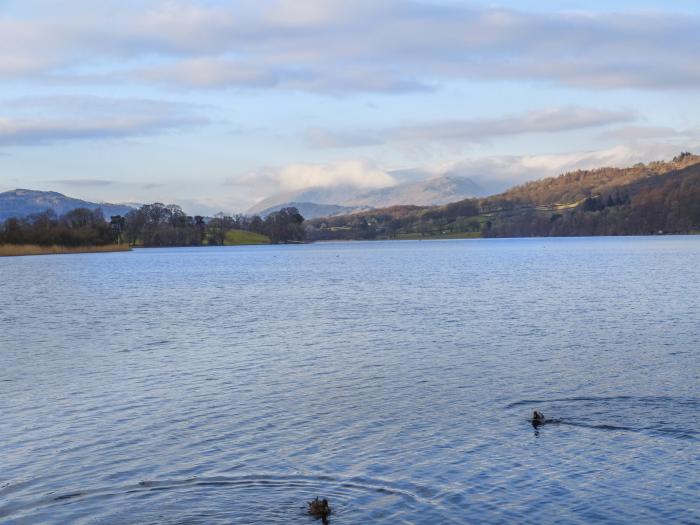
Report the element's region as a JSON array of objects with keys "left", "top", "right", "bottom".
[
  {"left": 531, "top": 410, "right": 546, "bottom": 426},
  {"left": 308, "top": 497, "right": 331, "bottom": 522}
]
